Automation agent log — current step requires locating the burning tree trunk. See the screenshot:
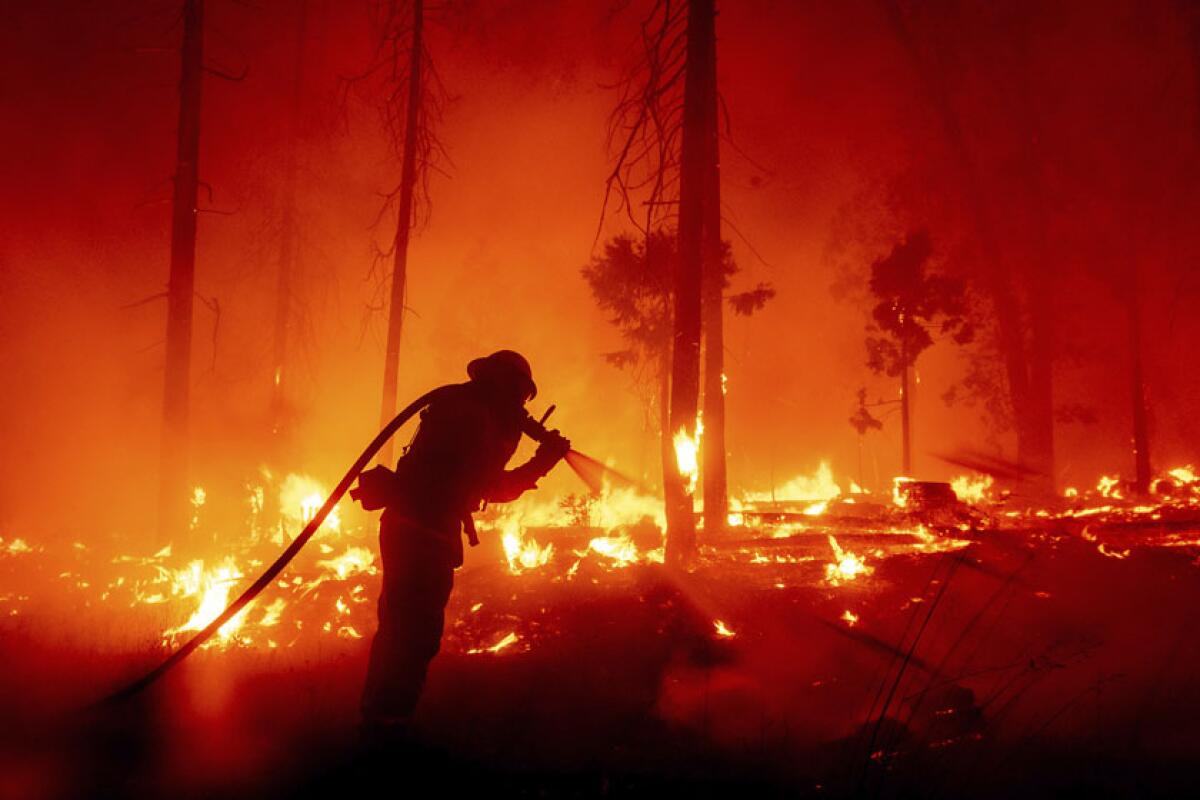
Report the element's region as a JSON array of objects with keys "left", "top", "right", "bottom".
[
  {"left": 659, "top": 346, "right": 673, "bottom": 496},
  {"left": 377, "top": 0, "right": 423, "bottom": 466},
  {"left": 270, "top": 0, "right": 306, "bottom": 447},
  {"left": 664, "top": 0, "right": 715, "bottom": 565},
  {"left": 159, "top": 0, "right": 204, "bottom": 542},
  {"left": 700, "top": 8, "right": 727, "bottom": 534}
]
